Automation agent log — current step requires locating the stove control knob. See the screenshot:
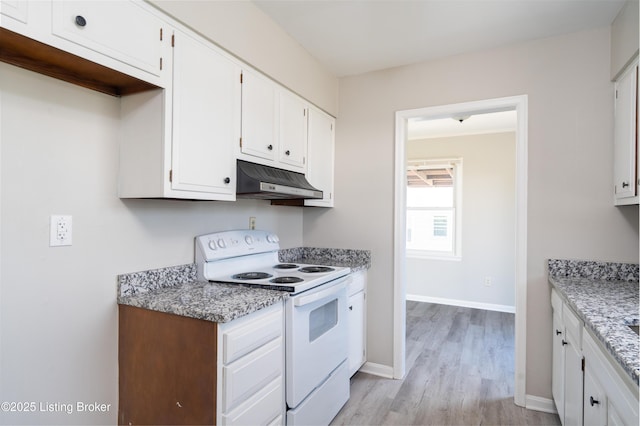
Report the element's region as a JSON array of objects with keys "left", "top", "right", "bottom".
[
  {"left": 217, "top": 239, "right": 227, "bottom": 249},
  {"left": 245, "top": 236, "right": 254, "bottom": 245},
  {"left": 267, "top": 234, "right": 279, "bottom": 243},
  {"left": 208, "top": 240, "right": 217, "bottom": 251}
]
